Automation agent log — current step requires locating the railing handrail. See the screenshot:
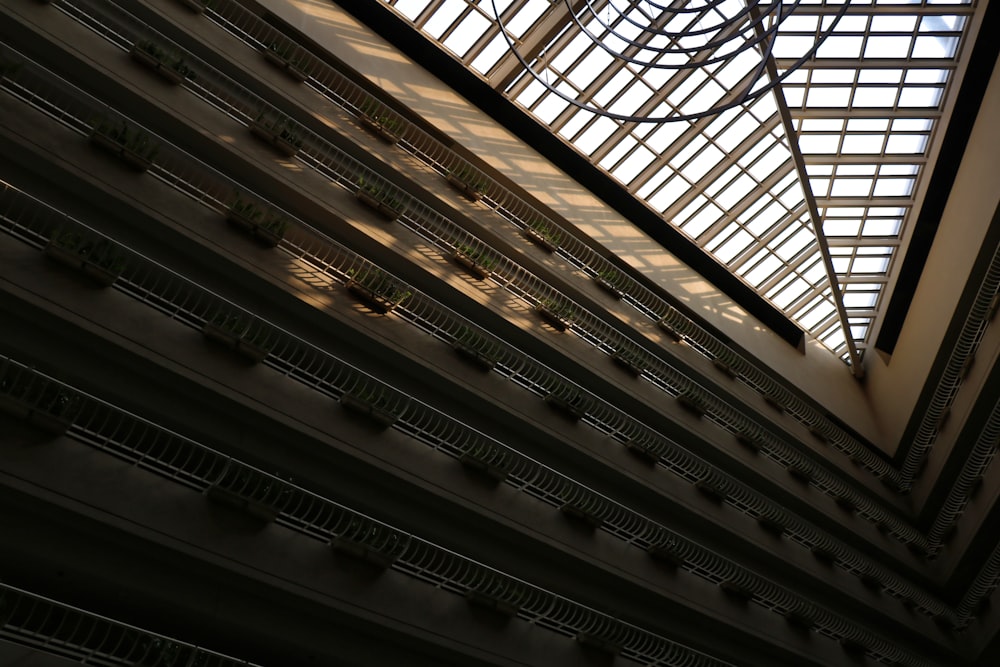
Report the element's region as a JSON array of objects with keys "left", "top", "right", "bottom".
[
  {"left": 0, "top": 33, "right": 956, "bottom": 627},
  {"left": 196, "top": 0, "right": 905, "bottom": 486},
  {"left": 0, "top": 582, "right": 258, "bottom": 666},
  {"left": 0, "top": 354, "right": 735, "bottom": 667},
  {"left": 46, "top": 0, "right": 929, "bottom": 548},
  {"left": 0, "top": 173, "right": 958, "bottom": 659}
]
